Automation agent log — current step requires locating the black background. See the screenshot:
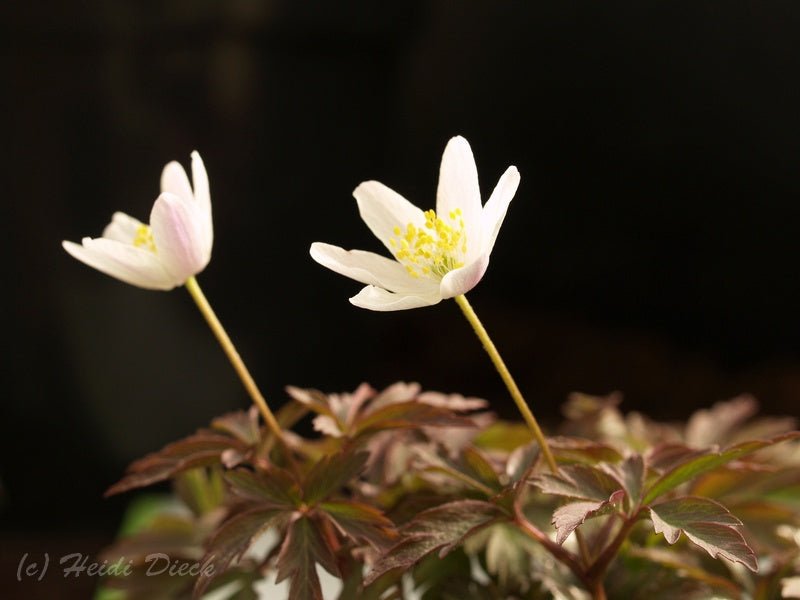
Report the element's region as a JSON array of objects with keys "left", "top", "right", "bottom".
[{"left": 3, "top": 1, "right": 800, "bottom": 594}]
